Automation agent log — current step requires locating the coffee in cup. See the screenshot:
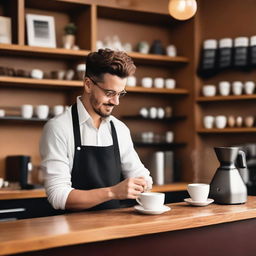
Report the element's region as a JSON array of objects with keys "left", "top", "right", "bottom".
[{"left": 136, "top": 192, "right": 165, "bottom": 210}]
